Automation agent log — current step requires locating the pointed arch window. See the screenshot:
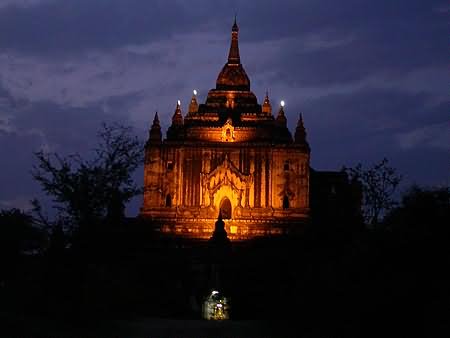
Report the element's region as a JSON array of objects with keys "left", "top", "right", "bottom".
[{"left": 220, "top": 197, "right": 232, "bottom": 219}]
